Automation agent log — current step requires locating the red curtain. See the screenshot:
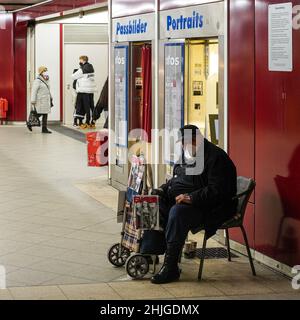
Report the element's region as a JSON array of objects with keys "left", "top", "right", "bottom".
[{"left": 141, "top": 45, "right": 152, "bottom": 142}]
